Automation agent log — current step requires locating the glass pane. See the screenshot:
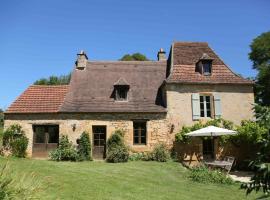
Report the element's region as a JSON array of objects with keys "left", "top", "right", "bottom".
[
  {"left": 34, "top": 126, "right": 46, "bottom": 143},
  {"left": 141, "top": 136, "right": 146, "bottom": 144},
  {"left": 48, "top": 126, "right": 59, "bottom": 143},
  {"left": 207, "top": 111, "right": 211, "bottom": 117},
  {"left": 200, "top": 111, "right": 204, "bottom": 117},
  {"left": 200, "top": 96, "right": 204, "bottom": 102},
  {"left": 205, "top": 96, "right": 210, "bottom": 102},
  {"left": 203, "top": 62, "right": 211, "bottom": 74},
  {"left": 94, "top": 140, "right": 99, "bottom": 146},
  {"left": 134, "top": 137, "right": 139, "bottom": 144}
]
